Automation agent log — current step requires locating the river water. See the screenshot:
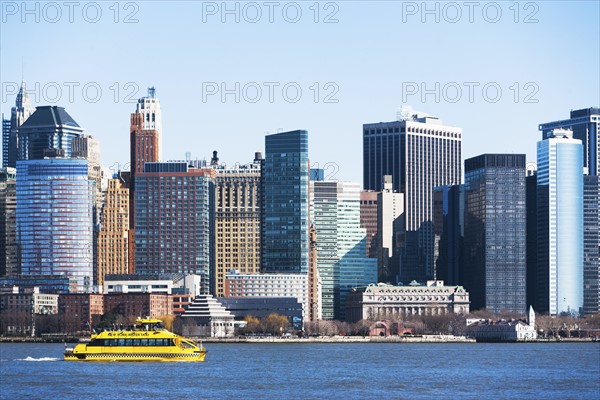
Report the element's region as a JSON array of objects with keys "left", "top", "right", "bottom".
[{"left": 1, "top": 342, "right": 599, "bottom": 399}]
